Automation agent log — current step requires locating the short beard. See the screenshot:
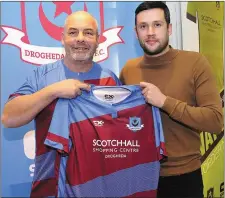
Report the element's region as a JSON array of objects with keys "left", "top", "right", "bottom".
[
  {"left": 71, "top": 52, "right": 90, "bottom": 61},
  {"left": 139, "top": 39, "right": 169, "bottom": 56},
  {"left": 69, "top": 45, "right": 97, "bottom": 62}
]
